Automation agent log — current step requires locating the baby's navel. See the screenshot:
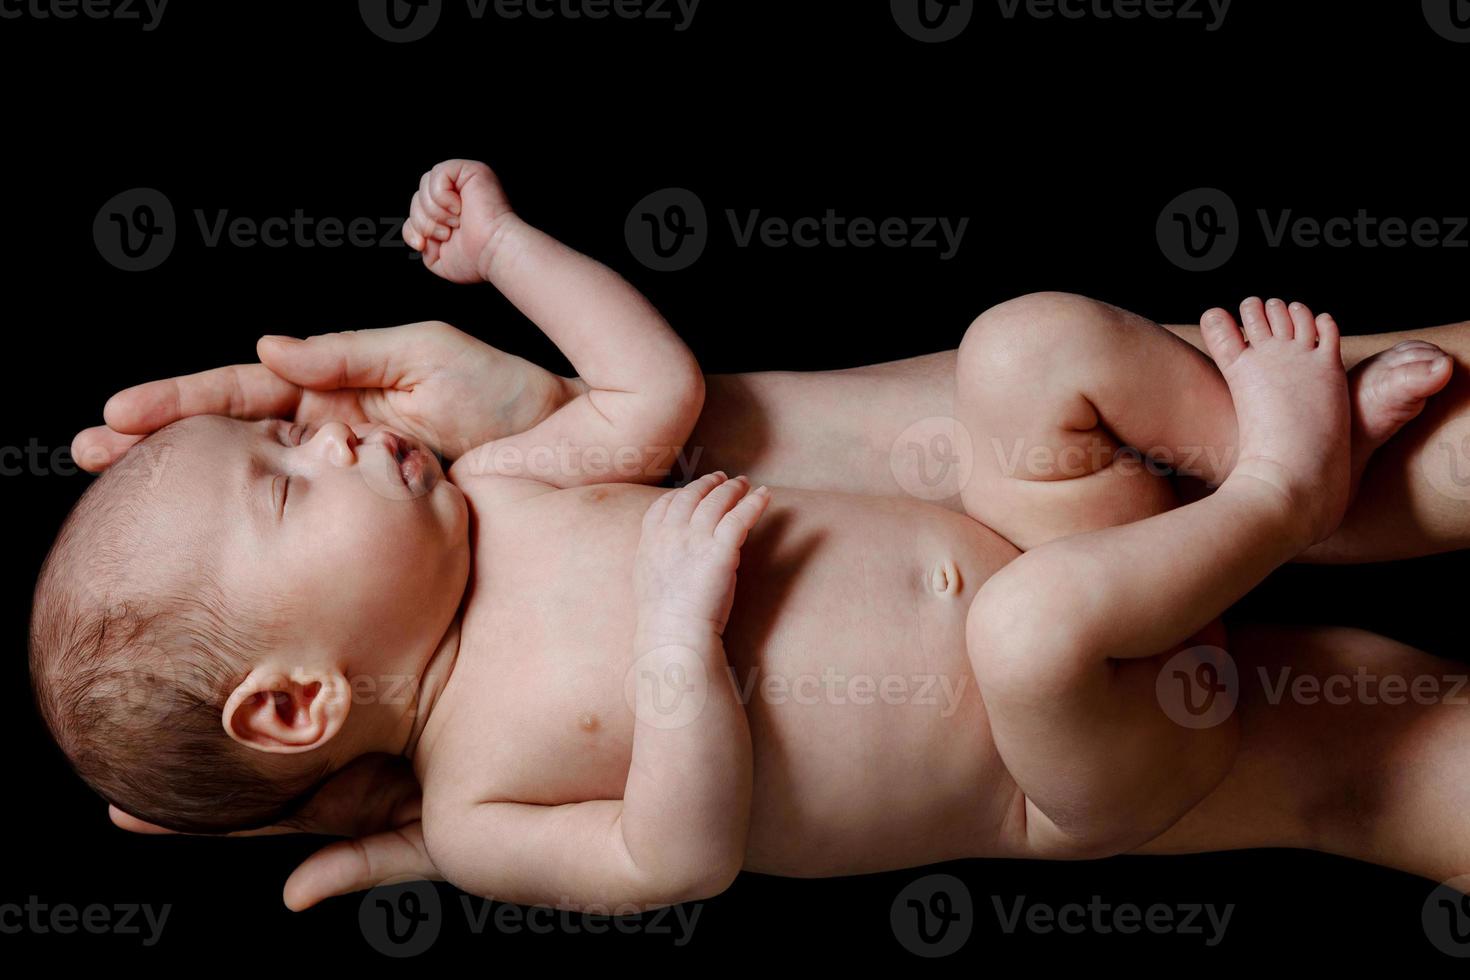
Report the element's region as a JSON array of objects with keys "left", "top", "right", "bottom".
[
  {"left": 929, "top": 560, "right": 962, "bottom": 597},
  {"left": 578, "top": 712, "right": 600, "bottom": 733}
]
